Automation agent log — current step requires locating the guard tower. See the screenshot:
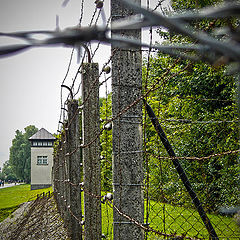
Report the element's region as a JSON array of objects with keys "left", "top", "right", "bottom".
[{"left": 29, "top": 128, "right": 56, "bottom": 190}]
